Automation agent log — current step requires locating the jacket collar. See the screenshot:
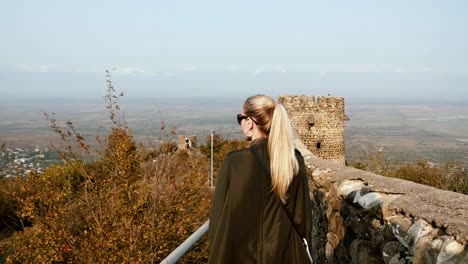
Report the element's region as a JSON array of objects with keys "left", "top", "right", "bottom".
[{"left": 251, "top": 137, "right": 268, "bottom": 147}]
